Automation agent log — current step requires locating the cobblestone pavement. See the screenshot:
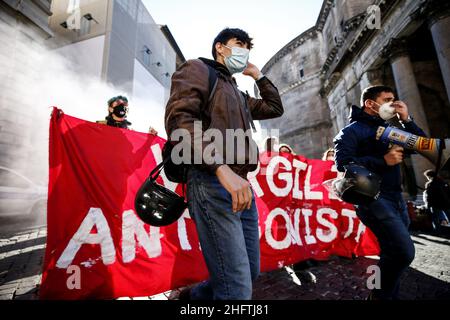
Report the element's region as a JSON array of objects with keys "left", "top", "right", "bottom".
[{"left": 1, "top": 226, "right": 449, "bottom": 300}]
